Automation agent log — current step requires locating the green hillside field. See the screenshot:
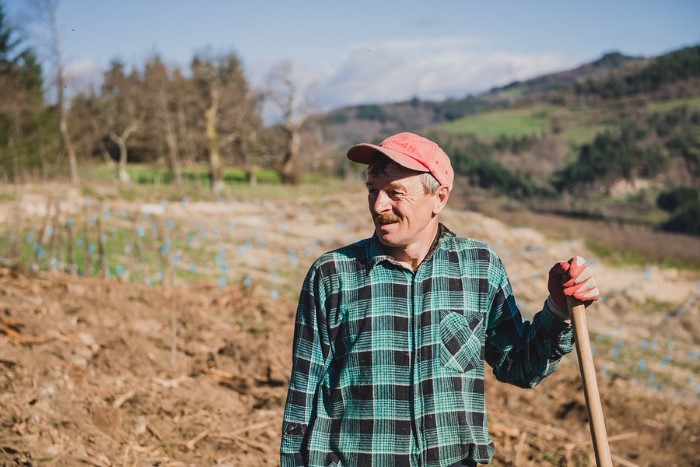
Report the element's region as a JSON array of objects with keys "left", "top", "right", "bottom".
[{"left": 432, "top": 103, "right": 623, "bottom": 146}]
